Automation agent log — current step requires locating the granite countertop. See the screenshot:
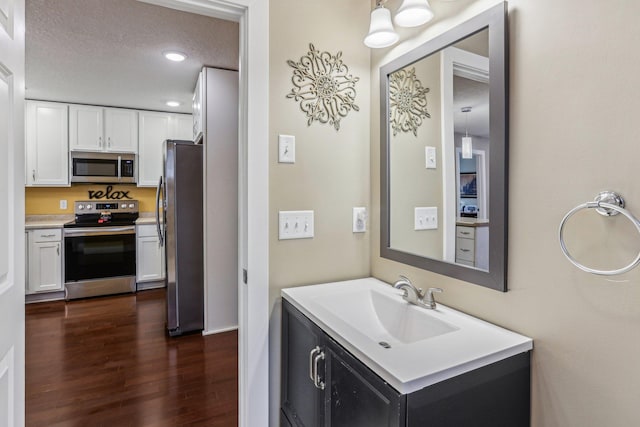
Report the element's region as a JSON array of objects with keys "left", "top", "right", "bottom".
[
  {"left": 135, "top": 214, "right": 156, "bottom": 225},
  {"left": 456, "top": 218, "right": 489, "bottom": 227},
  {"left": 25, "top": 215, "right": 74, "bottom": 229}
]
